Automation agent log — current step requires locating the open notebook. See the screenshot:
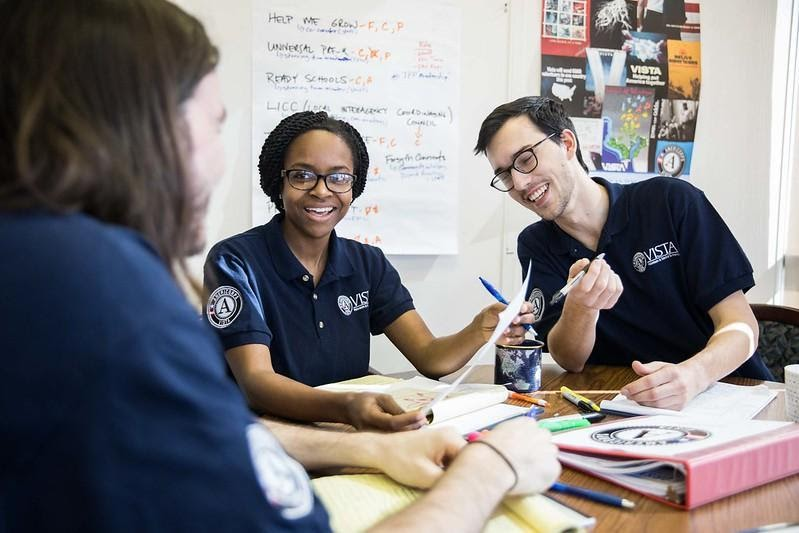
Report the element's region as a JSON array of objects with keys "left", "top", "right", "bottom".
[
  {"left": 318, "top": 375, "right": 529, "bottom": 434},
  {"left": 312, "top": 474, "right": 595, "bottom": 533}
]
